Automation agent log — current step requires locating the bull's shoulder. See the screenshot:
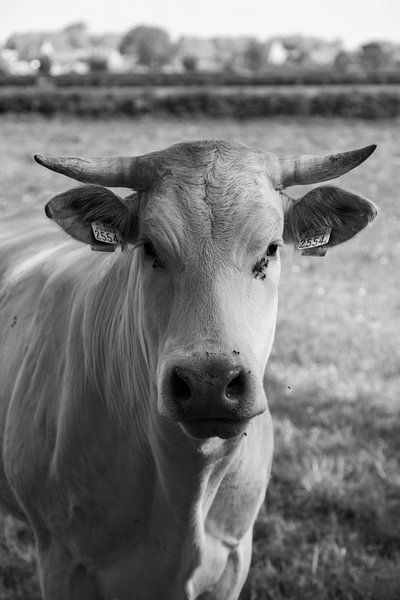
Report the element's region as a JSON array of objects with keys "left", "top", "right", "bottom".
[{"left": 0, "top": 207, "right": 115, "bottom": 436}]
